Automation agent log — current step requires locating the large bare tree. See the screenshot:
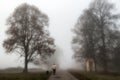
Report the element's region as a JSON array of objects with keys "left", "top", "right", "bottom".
[
  {"left": 72, "top": 0, "right": 120, "bottom": 72},
  {"left": 3, "top": 3, "right": 55, "bottom": 73}
]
